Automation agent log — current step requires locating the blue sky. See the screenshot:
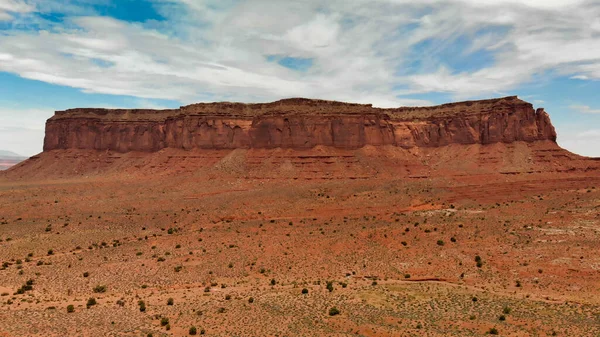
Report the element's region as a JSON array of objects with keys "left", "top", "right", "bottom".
[{"left": 0, "top": 0, "right": 599, "bottom": 156}]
